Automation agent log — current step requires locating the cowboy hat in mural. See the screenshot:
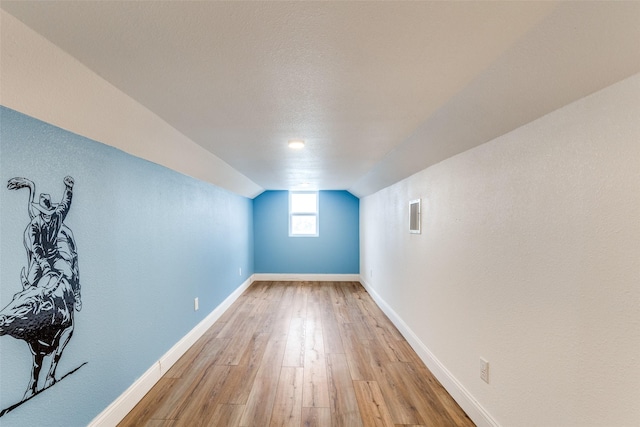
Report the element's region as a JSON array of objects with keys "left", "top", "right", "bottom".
[
  {"left": 31, "top": 193, "right": 58, "bottom": 215},
  {"left": 0, "top": 176, "right": 85, "bottom": 416}
]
